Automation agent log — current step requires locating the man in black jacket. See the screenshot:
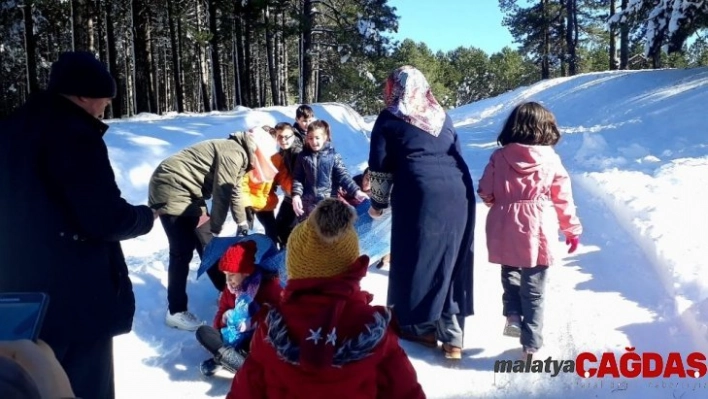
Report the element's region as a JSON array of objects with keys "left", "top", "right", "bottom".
[{"left": 0, "top": 51, "right": 155, "bottom": 399}]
